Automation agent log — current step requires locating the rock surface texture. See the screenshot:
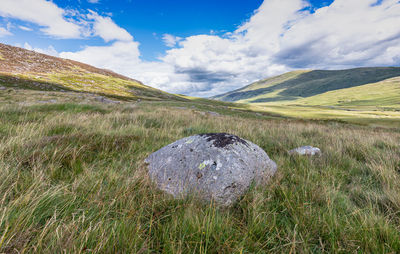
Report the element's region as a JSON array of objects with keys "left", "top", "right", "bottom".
[
  {"left": 145, "top": 133, "right": 277, "bottom": 207},
  {"left": 289, "top": 146, "right": 322, "bottom": 156}
]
